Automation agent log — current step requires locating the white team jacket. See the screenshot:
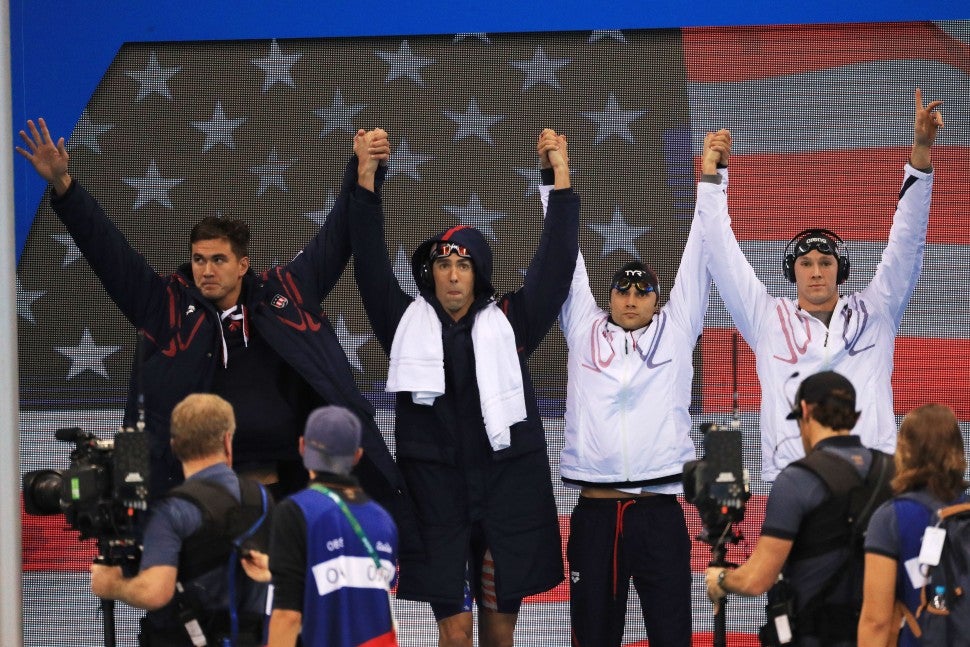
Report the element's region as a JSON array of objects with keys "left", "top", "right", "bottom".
[
  {"left": 541, "top": 173, "right": 717, "bottom": 491},
  {"left": 696, "top": 164, "right": 932, "bottom": 480}
]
